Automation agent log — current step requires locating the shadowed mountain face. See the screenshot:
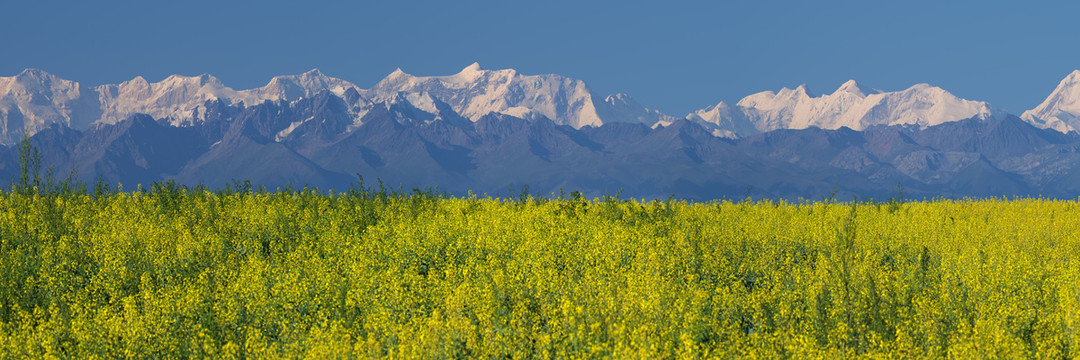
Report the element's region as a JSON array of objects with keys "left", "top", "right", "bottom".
[{"left": 5, "top": 95, "right": 1080, "bottom": 201}]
